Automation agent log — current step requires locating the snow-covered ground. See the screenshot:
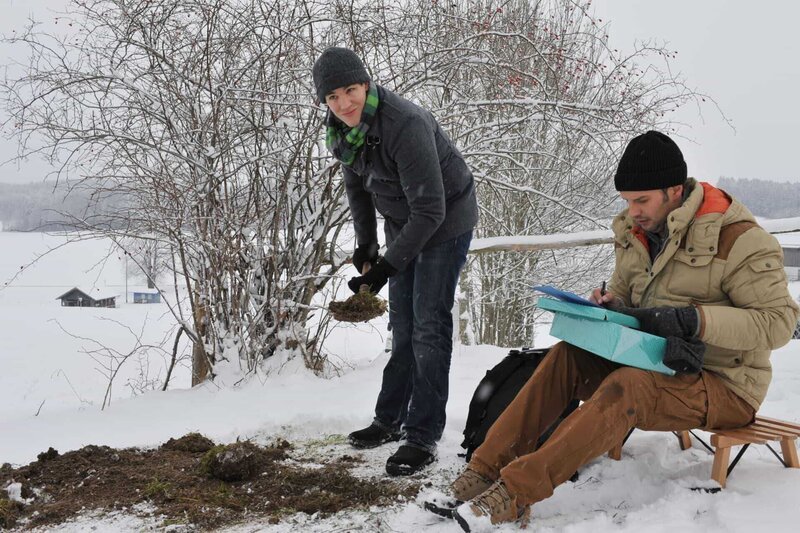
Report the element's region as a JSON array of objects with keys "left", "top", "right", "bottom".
[{"left": 1, "top": 232, "right": 799, "bottom": 532}]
